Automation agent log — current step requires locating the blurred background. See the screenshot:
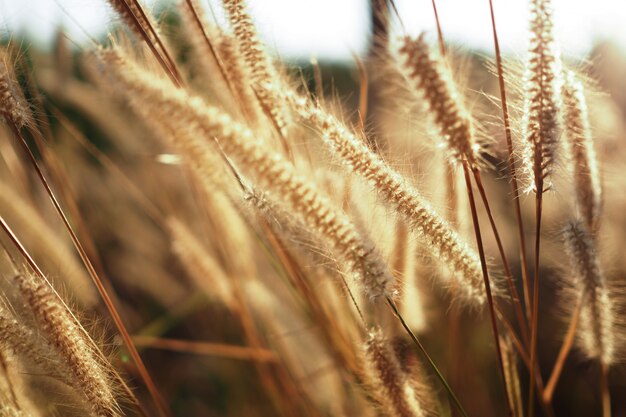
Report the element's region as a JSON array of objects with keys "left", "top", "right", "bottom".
[{"left": 3, "top": 0, "right": 626, "bottom": 59}]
